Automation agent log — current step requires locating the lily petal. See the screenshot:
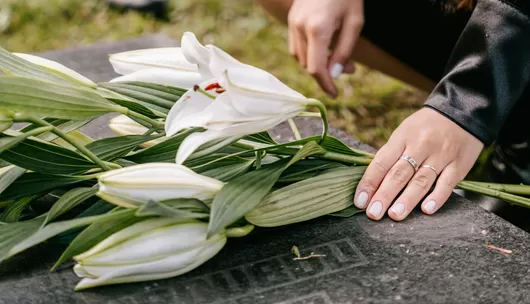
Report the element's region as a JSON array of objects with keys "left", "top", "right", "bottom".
[
  {"left": 110, "top": 68, "right": 202, "bottom": 89},
  {"left": 165, "top": 79, "right": 220, "bottom": 136},
  {"left": 109, "top": 47, "right": 197, "bottom": 75},
  {"left": 181, "top": 32, "right": 213, "bottom": 78},
  {"left": 176, "top": 129, "right": 226, "bottom": 165},
  {"left": 13, "top": 53, "right": 96, "bottom": 88}
]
